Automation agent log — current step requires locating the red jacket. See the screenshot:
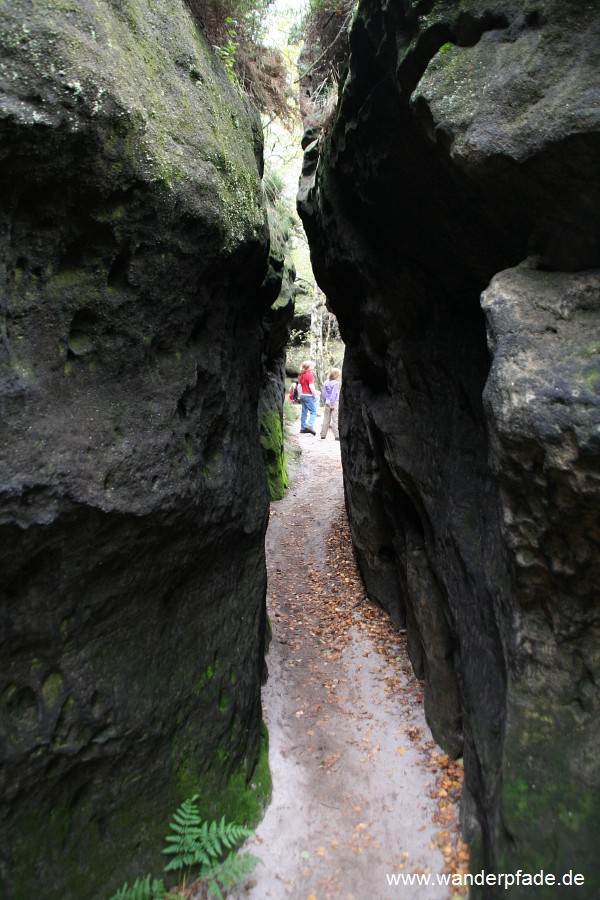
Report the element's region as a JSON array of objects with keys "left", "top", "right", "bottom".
[{"left": 298, "top": 370, "right": 314, "bottom": 396}]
